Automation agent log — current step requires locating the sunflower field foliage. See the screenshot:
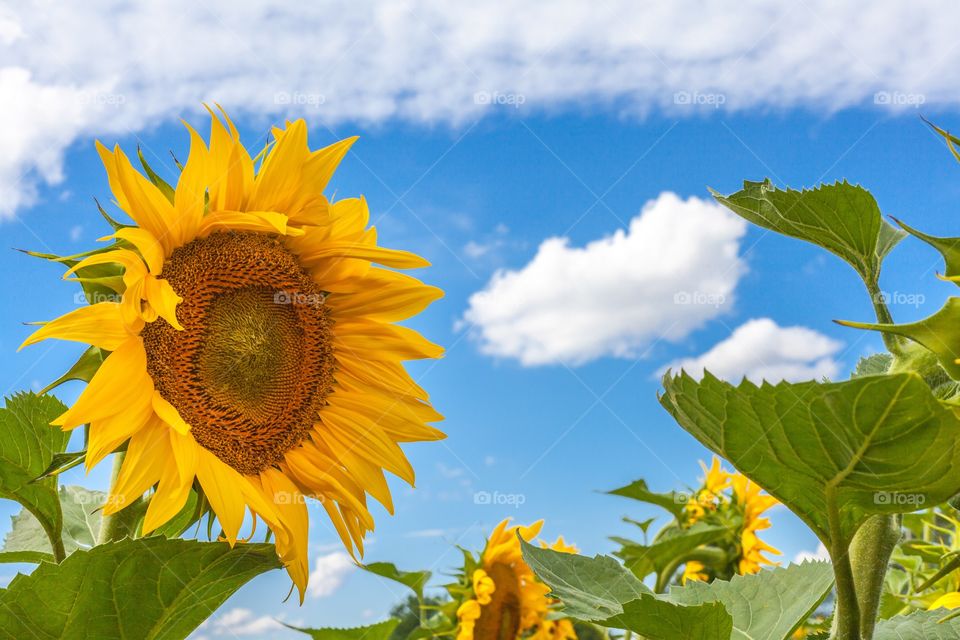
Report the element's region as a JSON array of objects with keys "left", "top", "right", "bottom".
[{"left": 5, "top": 114, "right": 960, "bottom": 640}]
